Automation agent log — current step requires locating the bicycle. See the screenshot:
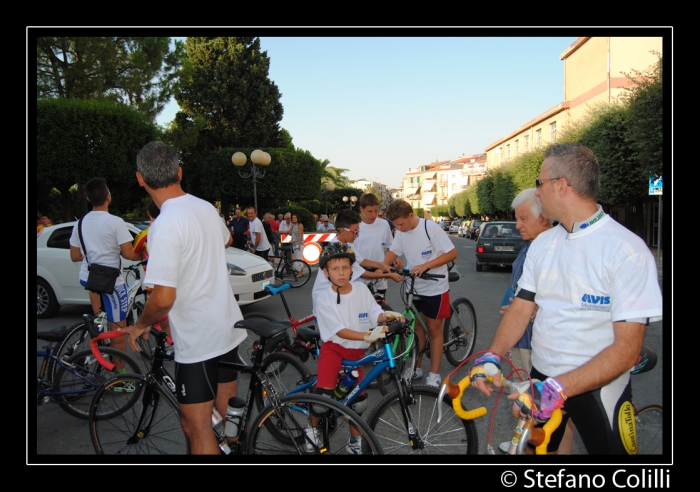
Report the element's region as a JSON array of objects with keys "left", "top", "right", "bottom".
[
  {"left": 88, "top": 319, "right": 383, "bottom": 455},
  {"left": 37, "top": 324, "right": 142, "bottom": 419},
  {"left": 443, "top": 345, "right": 663, "bottom": 455},
  {"left": 282, "top": 320, "right": 478, "bottom": 454},
  {"left": 378, "top": 268, "right": 477, "bottom": 391},
  {"left": 267, "top": 245, "right": 312, "bottom": 288},
  {"left": 48, "top": 260, "right": 152, "bottom": 381}
]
